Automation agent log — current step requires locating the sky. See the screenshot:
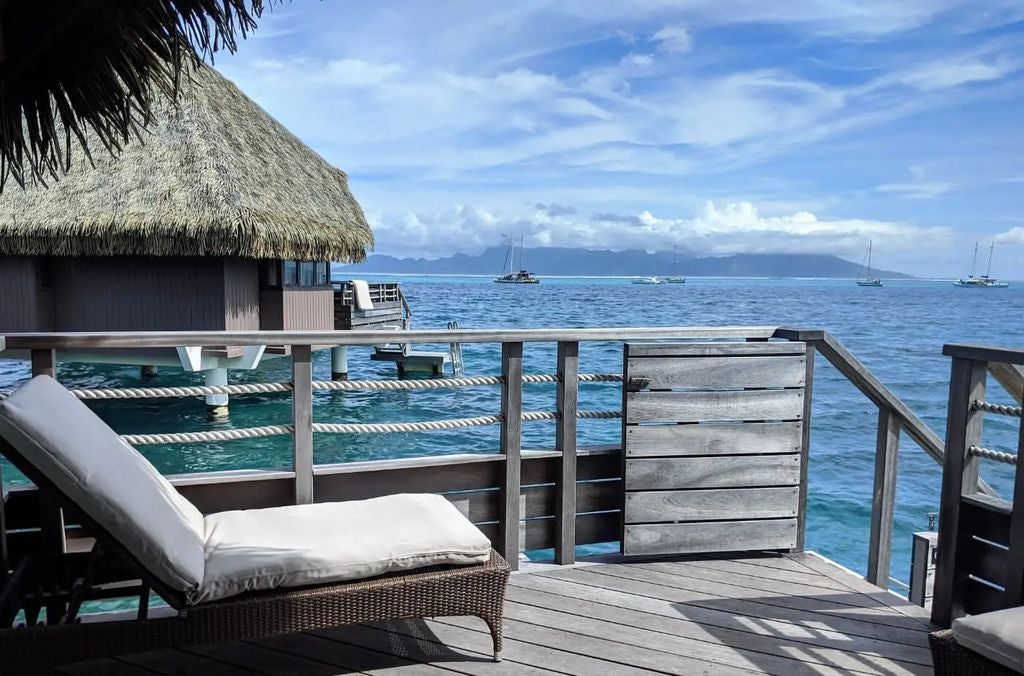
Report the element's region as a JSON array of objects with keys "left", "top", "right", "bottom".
[{"left": 215, "top": 1, "right": 1024, "bottom": 277}]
